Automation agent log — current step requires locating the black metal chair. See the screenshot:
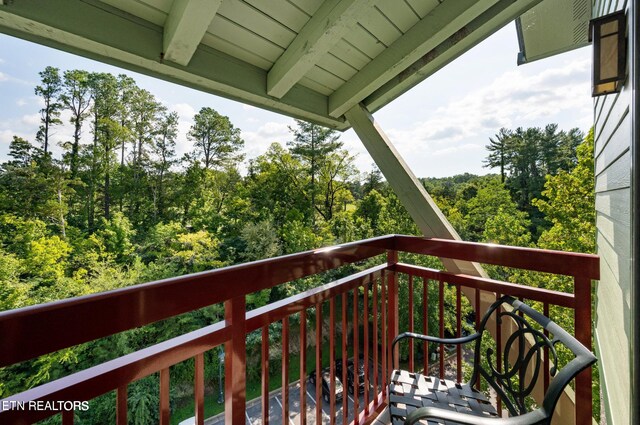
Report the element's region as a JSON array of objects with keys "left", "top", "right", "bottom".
[{"left": 388, "top": 296, "right": 596, "bottom": 425}]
